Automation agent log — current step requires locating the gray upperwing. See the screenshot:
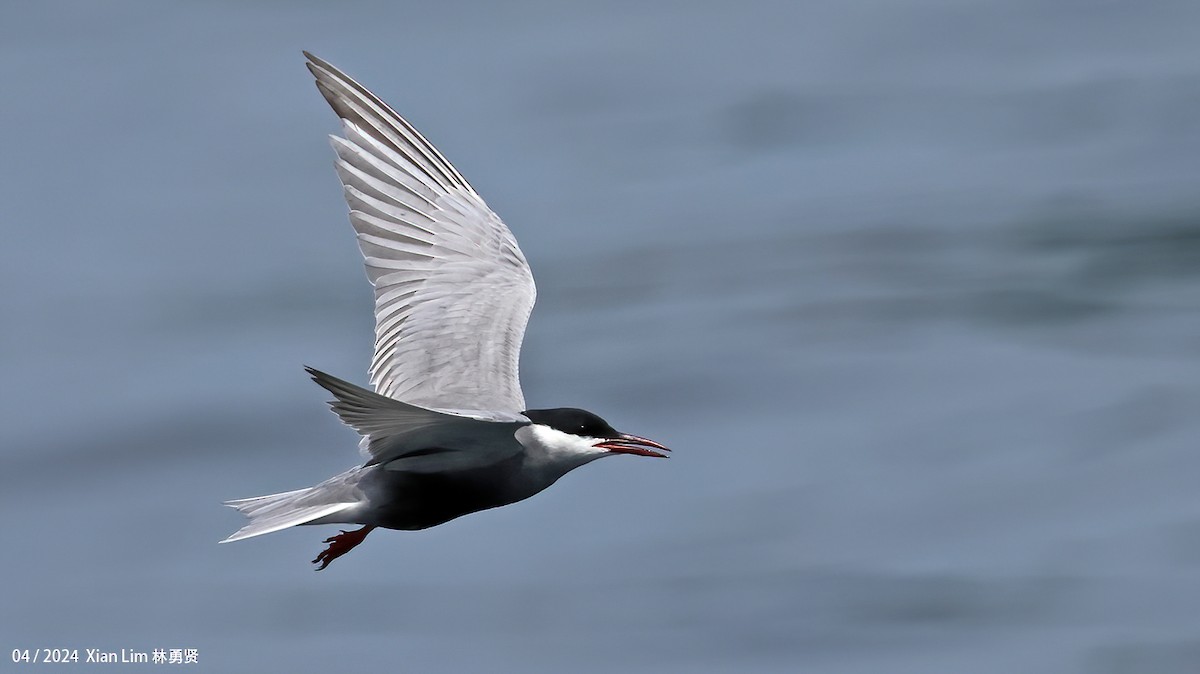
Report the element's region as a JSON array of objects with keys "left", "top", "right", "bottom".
[
  {"left": 304, "top": 53, "right": 537, "bottom": 417},
  {"left": 305, "top": 367, "right": 527, "bottom": 468}
]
